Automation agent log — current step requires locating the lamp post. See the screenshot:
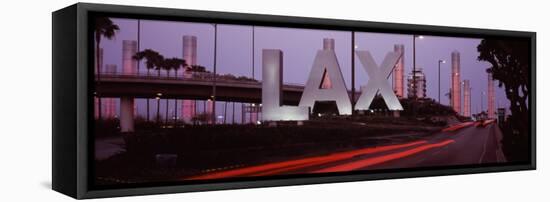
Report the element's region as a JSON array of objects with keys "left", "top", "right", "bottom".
[
  {"left": 438, "top": 59, "right": 446, "bottom": 103},
  {"left": 211, "top": 23, "right": 218, "bottom": 124},
  {"left": 412, "top": 35, "right": 423, "bottom": 99},
  {"left": 137, "top": 19, "right": 141, "bottom": 75},
  {"left": 469, "top": 86, "right": 472, "bottom": 117},
  {"left": 351, "top": 31, "right": 356, "bottom": 115},
  {"left": 250, "top": 26, "right": 256, "bottom": 121},
  {"left": 156, "top": 92, "right": 162, "bottom": 124},
  {"left": 252, "top": 25, "right": 255, "bottom": 80}
]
